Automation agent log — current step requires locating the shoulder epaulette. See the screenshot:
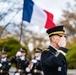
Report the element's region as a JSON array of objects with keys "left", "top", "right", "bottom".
[{"left": 43, "top": 49, "right": 49, "bottom": 52}]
